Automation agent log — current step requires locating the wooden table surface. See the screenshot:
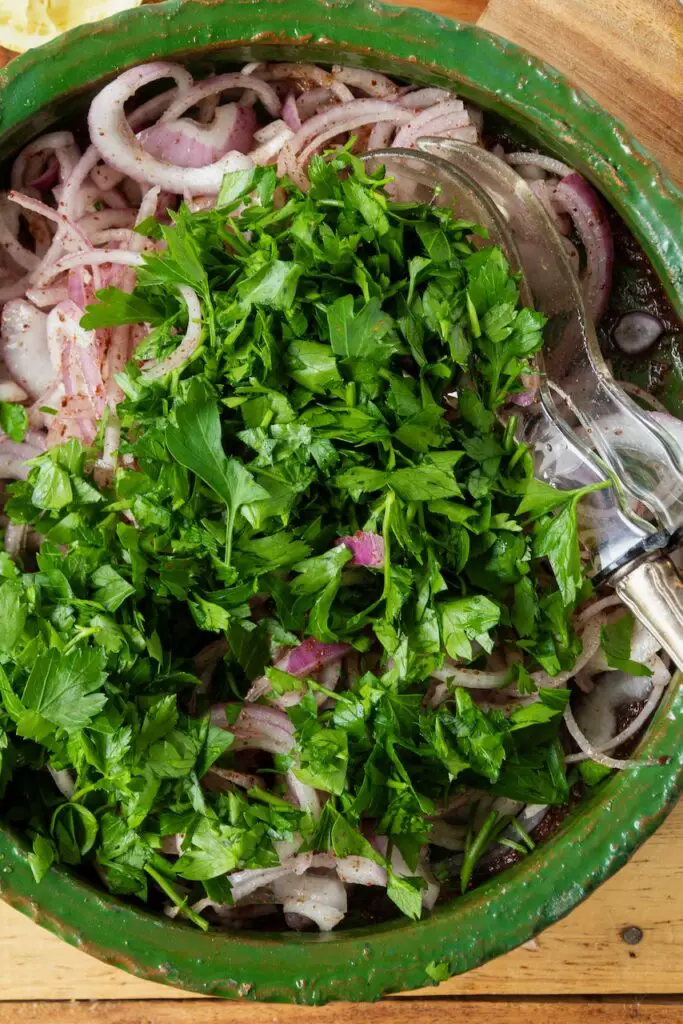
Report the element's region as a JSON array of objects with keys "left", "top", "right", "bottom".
[{"left": 1, "top": 0, "right": 682, "bottom": 1020}]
